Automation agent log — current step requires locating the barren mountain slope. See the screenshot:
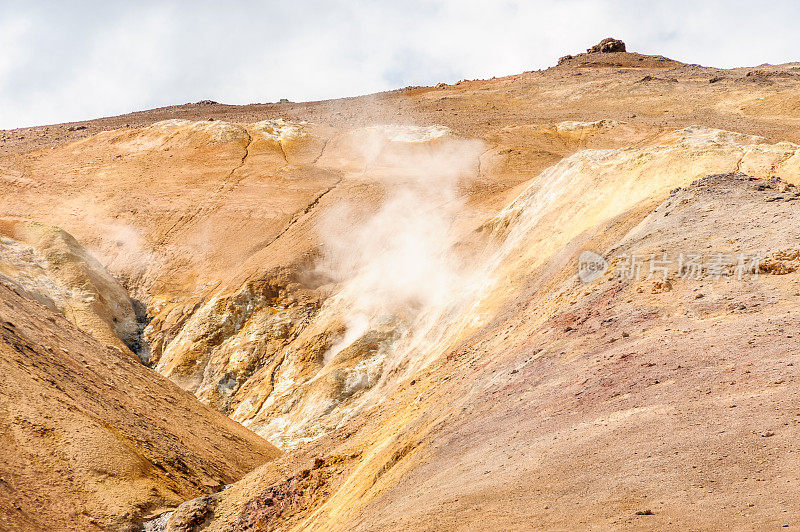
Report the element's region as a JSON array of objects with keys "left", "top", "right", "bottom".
[
  {"left": 193, "top": 143, "right": 800, "bottom": 530},
  {"left": 0, "top": 117, "right": 670, "bottom": 450},
  {"left": 2, "top": 43, "right": 800, "bottom": 530},
  {"left": 0, "top": 270, "right": 279, "bottom": 530}
]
